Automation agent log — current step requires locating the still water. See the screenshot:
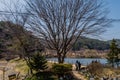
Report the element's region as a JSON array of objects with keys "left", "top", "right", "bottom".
[{"left": 47, "top": 58, "right": 107, "bottom": 66}]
